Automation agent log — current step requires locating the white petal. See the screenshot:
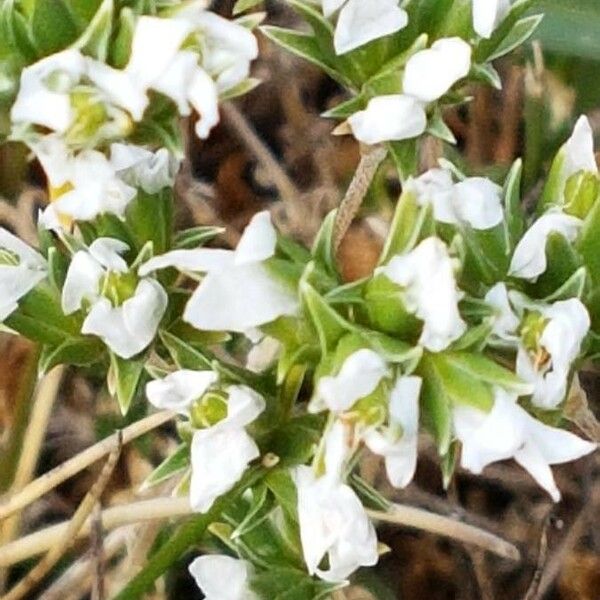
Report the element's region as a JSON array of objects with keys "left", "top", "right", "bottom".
[
  {"left": 381, "top": 237, "right": 466, "bottom": 352},
  {"left": 139, "top": 249, "right": 235, "bottom": 276},
  {"left": 88, "top": 238, "right": 130, "bottom": 272},
  {"left": 184, "top": 262, "right": 298, "bottom": 333},
  {"left": 126, "top": 16, "right": 193, "bottom": 89},
  {"left": 334, "top": 0, "right": 408, "bottom": 55},
  {"left": 322, "top": 0, "right": 346, "bottom": 17},
  {"left": 472, "top": 0, "right": 511, "bottom": 38},
  {"left": 348, "top": 94, "right": 427, "bottom": 145},
  {"left": 189, "top": 555, "right": 255, "bottom": 600},
  {"left": 85, "top": 58, "right": 148, "bottom": 121},
  {"left": 324, "top": 420, "right": 352, "bottom": 482},
  {"left": 110, "top": 143, "right": 178, "bottom": 193},
  {"left": 403, "top": 38, "right": 472, "bottom": 102},
  {"left": 405, "top": 168, "right": 457, "bottom": 224},
  {"left": 234, "top": 211, "right": 277, "bottom": 265},
  {"left": 61, "top": 251, "right": 104, "bottom": 315},
  {"left": 221, "top": 385, "right": 266, "bottom": 430},
  {"left": 509, "top": 212, "right": 582, "bottom": 280},
  {"left": 485, "top": 282, "right": 520, "bottom": 340},
  {"left": 564, "top": 115, "right": 598, "bottom": 179},
  {"left": 452, "top": 177, "right": 503, "bottom": 229},
  {"left": 146, "top": 369, "right": 217, "bottom": 414},
  {"left": 246, "top": 336, "right": 281, "bottom": 373},
  {"left": 188, "top": 67, "right": 220, "bottom": 139},
  {"left": 190, "top": 427, "right": 259, "bottom": 512},
  {"left": 514, "top": 442, "right": 561, "bottom": 502},
  {"left": 11, "top": 49, "right": 86, "bottom": 132},
  {"left": 151, "top": 50, "right": 198, "bottom": 116},
  {"left": 315, "top": 349, "right": 388, "bottom": 413},
  {"left": 27, "top": 135, "right": 73, "bottom": 188}
]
